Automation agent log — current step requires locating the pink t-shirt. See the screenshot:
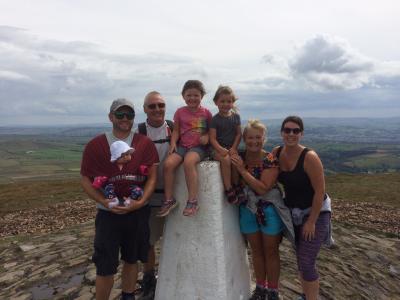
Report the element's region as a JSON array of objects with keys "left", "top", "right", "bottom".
[{"left": 174, "top": 106, "right": 212, "bottom": 148}]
